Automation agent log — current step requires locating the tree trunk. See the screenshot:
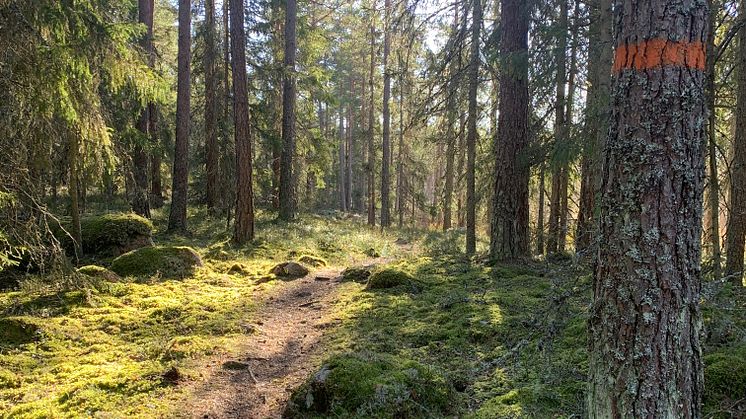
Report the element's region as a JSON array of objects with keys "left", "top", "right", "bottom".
[
  {"left": 230, "top": 0, "right": 255, "bottom": 244},
  {"left": 705, "top": 3, "right": 721, "bottom": 281},
  {"left": 338, "top": 110, "right": 347, "bottom": 211},
  {"left": 168, "top": 0, "right": 191, "bottom": 233},
  {"left": 397, "top": 56, "right": 406, "bottom": 228},
  {"left": 132, "top": 0, "right": 155, "bottom": 218},
  {"left": 489, "top": 0, "right": 530, "bottom": 260},
  {"left": 725, "top": 0, "right": 746, "bottom": 286},
  {"left": 68, "top": 133, "right": 82, "bottom": 258},
  {"left": 205, "top": 0, "right": 219, "bottom": 212},
  {"left": 380, "top": 0, "right": 392, "bottom": 228},
  {"left": 587, "top": 1, "right": 708, "bottom": 416},
  {"left": 278, "top": 0, "right": 297, "bottom": 221},
  {"left": 443, "top": 3, "right": 459, "bottom": 232},
  {"left": 465, "top": 0, "right": 481, "bottom": 255},
  {"left": 367, "top": 14, "right": 376, "bottom": 226},
  {"left": 346, "top": 81, "right": 354, "bottom": 211},
  {"left": 149, "top": 105, "right": 164, "bottom": 208},
  {"left": 537, "top": 163, "right": 546, "bottom": 255},
  {"left": 547, "top": 0, "right": 567, "bottom": 254}
]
